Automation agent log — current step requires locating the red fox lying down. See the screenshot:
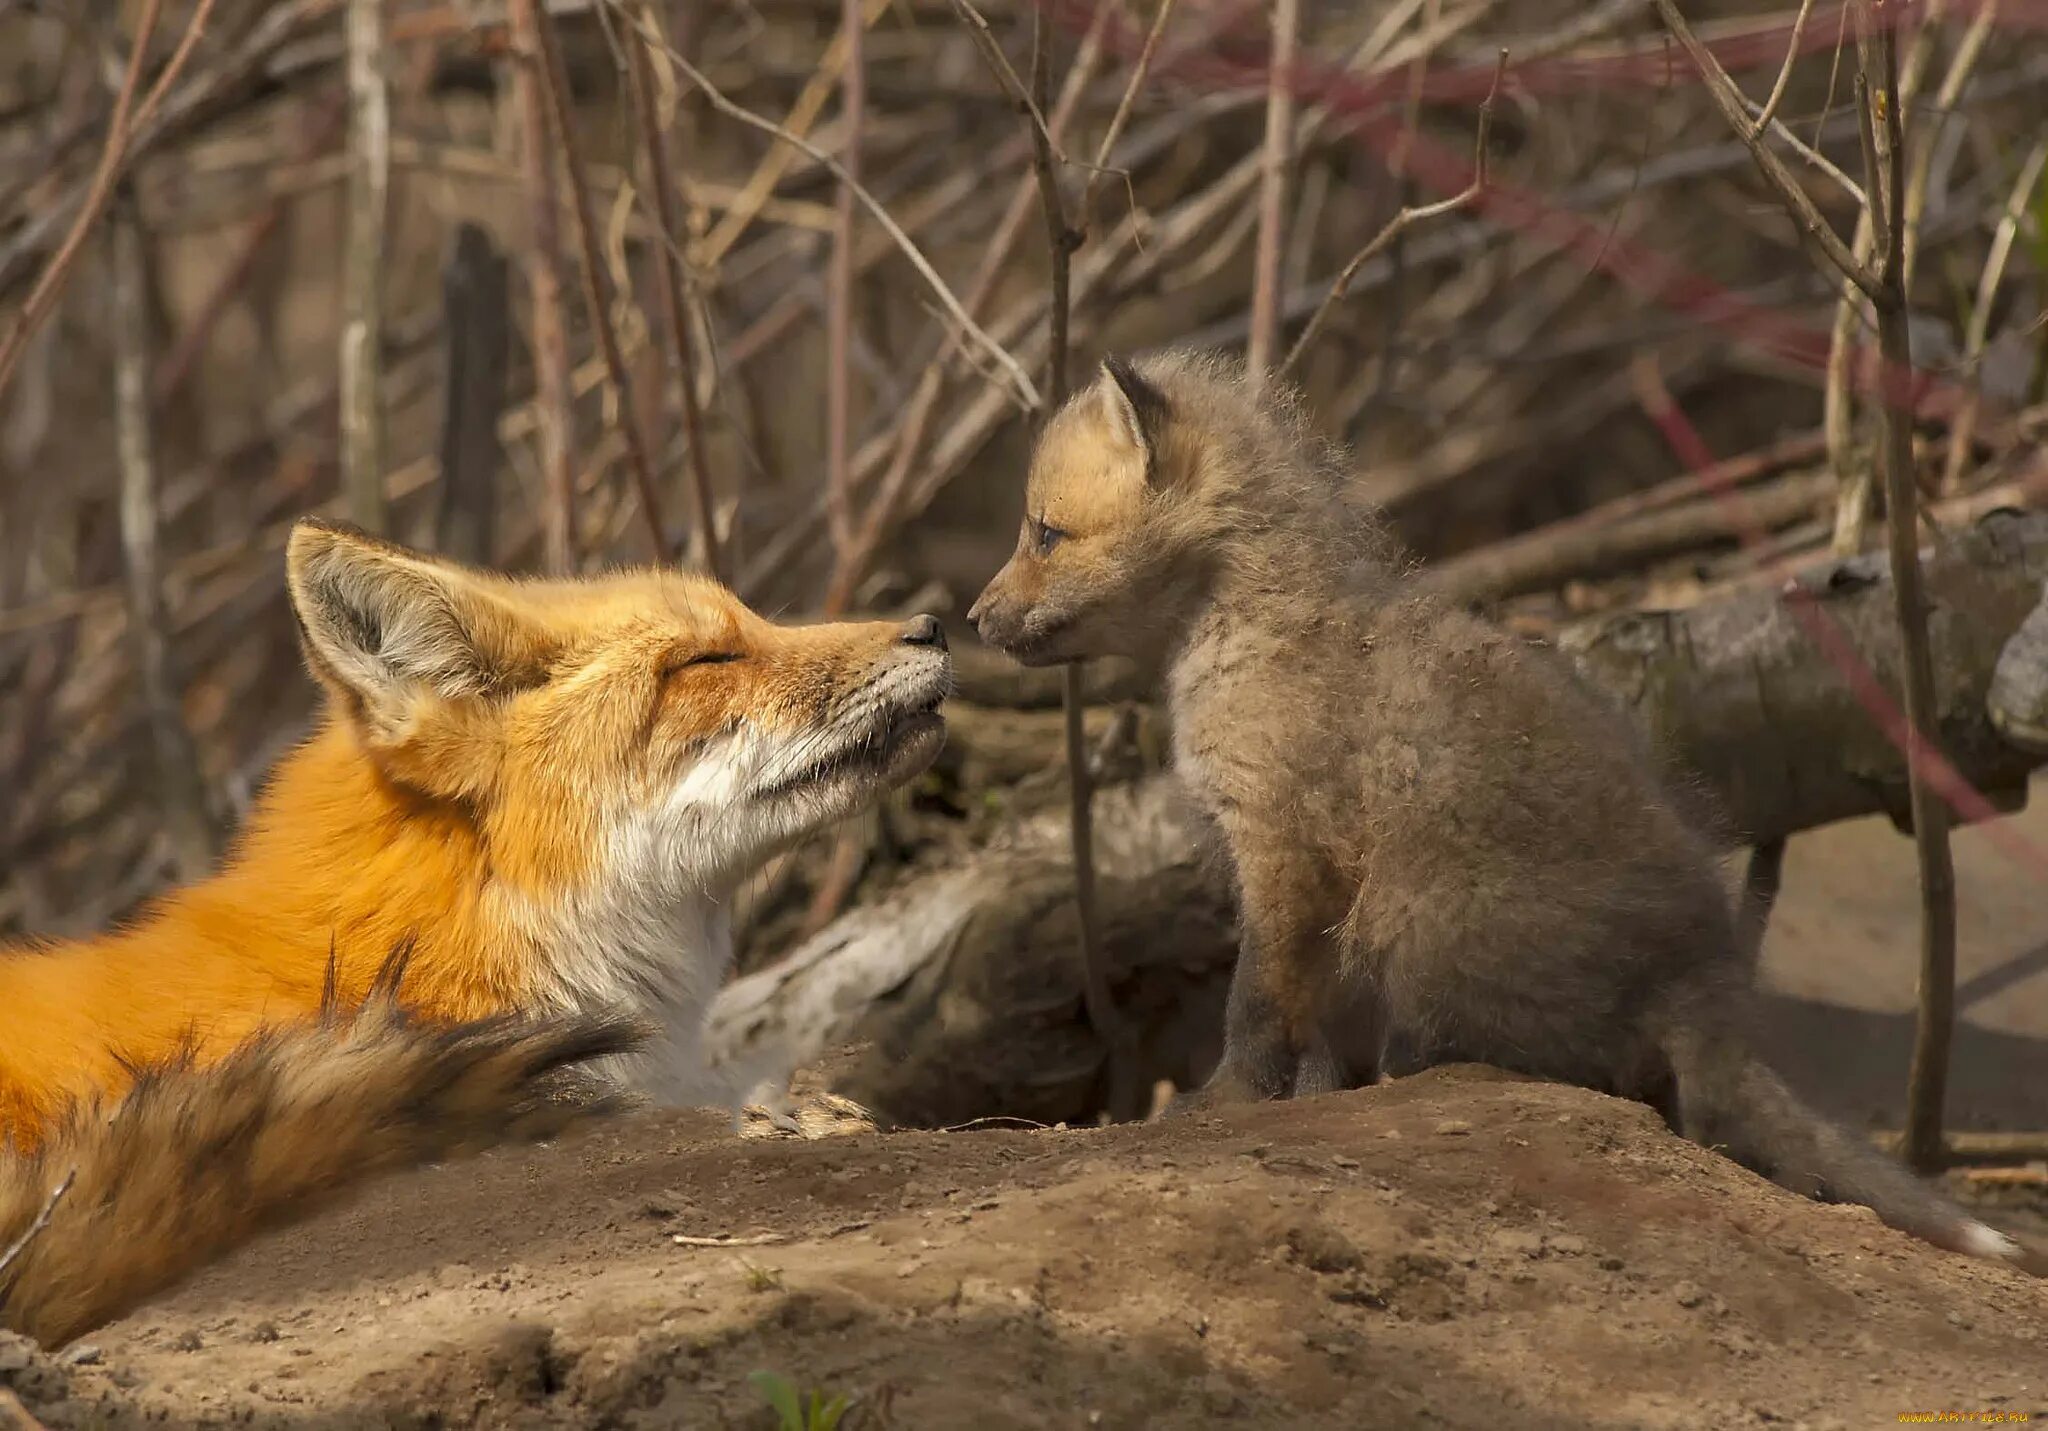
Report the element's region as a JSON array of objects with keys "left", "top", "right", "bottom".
[{"left": 0, "top": 519, "right": 952, "bottom": 1346}]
